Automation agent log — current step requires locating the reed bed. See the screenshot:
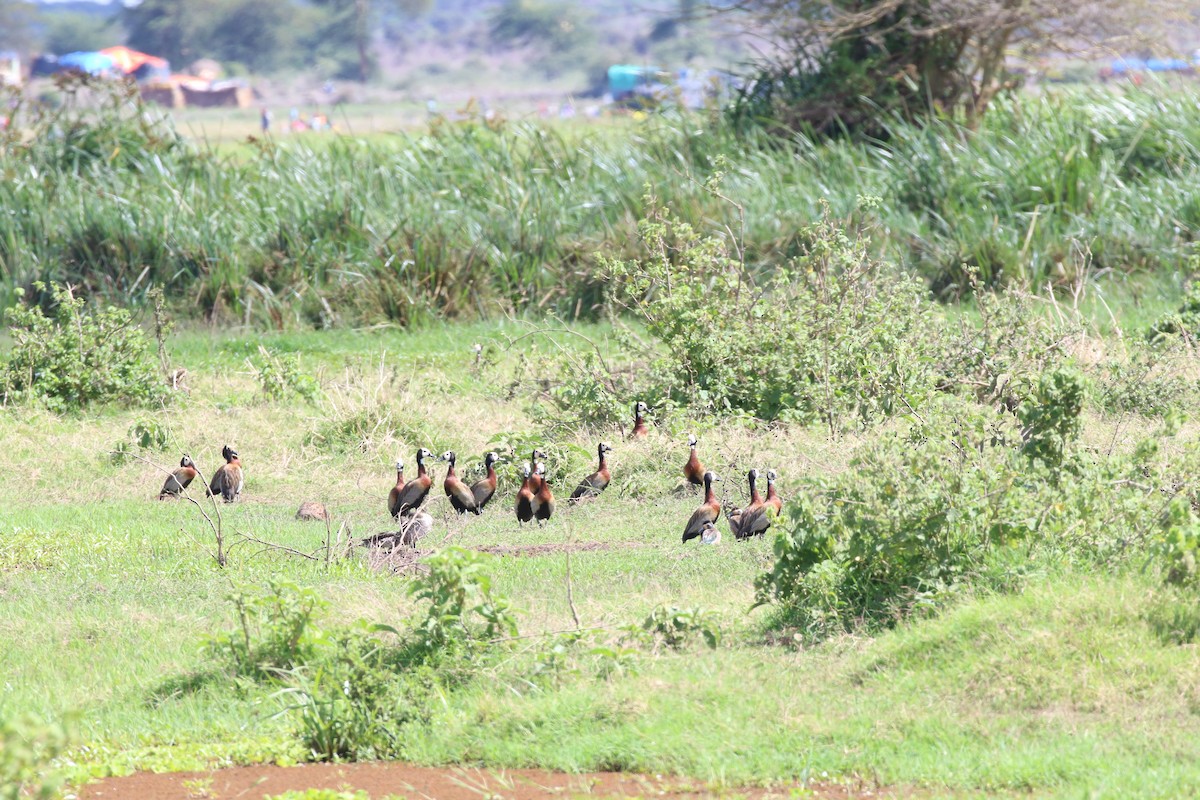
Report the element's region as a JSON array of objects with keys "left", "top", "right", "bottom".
[{"left": 1, "top": 80, "right": 1198, "bottom": 326}]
